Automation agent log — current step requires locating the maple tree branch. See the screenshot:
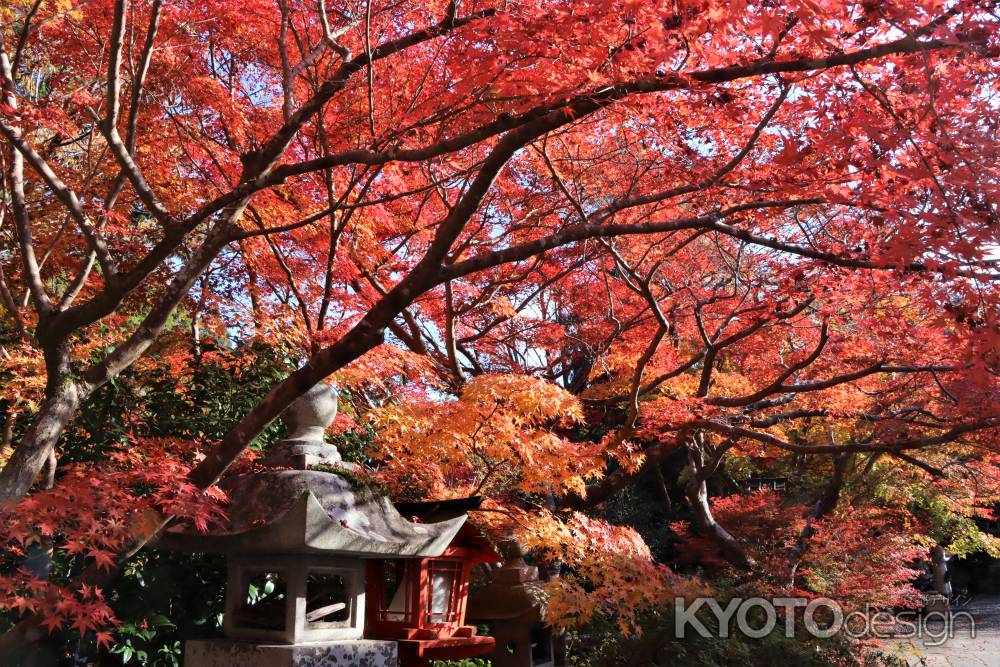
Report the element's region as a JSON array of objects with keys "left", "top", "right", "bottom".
[
  {"left": 0, "top": 262, "right": 26, "bottom": 338},
  {"left": 569, "top": 360, "right": 985, "bottom": 512},
  {"left": 705, "top": 216, "right": 1000, "bottom": 280},
  {"left": 317, "top": 168, "right": 380, "bottom": 330},
  {"left": 709, "top": 319, "right": 830, "bottom": 407},
  {"left": 583, "top": 350, "right": 706, "bottom": 406},
  {"left": 730, "top": 363, "right": 959, "bottom": 408},
  {"left": 175, "top": 6, "right": 496, "bottom": 245},
  {"left": 10, "top": 0, "right": 45, "bottom": 77},
  {"left": 443, "top": 278, "right": 465, "bottom": 385},
  {"left": 600, "top": 242, "right": 670, "bottom": 435},
  {"left": 278, "top": 0, "right": 297, "bottom": 121},
  {"left": 697, "top": 298, "right": 815, "bottom": 398},
  {"left": 763, "top": 15, "right": 799, "bottom": 61},
  {"left": 317, "top": 0, "right": 352, "bottom": 60},
  {"left": 88, "top": 0, "right": 172, "bottom": 228},
  {"left": 56, "top": 241, "right": 97, "bottom": 314},
  {"left": 441, "top": 199, "right": 823, "bottom": 281},
  {"left": 692, "top": 33, "right": 959, "bottom": 84},
  {"left": 683, "top": 437, "right": 755, "bottom": 570},
  {"left": 105, "top": 0, "right": 128, "bottom": 135},
  {"left": 90, "top": 111, "right": 173, "bottom": 227},
  {"left": 364, "top": 0, "right": 376, "bottom": 137},
  {"left": 244, "top": 6, "right": 497, "bottom": 178},
  {"left": 0, "top": 117, "right": 118, "bottom": 278},
  {"left": 748, "top": 409, "right": 829, "bottom": 428},
  {"left": 280, "top": 0, "right": 357, "bottom": 119},
  {"left": 356, "top": 270, "right": 439, "bottom": 363},
  {"left": 0, "top": 407, "right": 14, "bottom": 457},
  {"left": 235, "top": 206, "right": 331, "bottom": 239},
  {"left": 124, "top": 0, "right": 162, "bottom": 156},
  {"left": 596, "top": 81, "right": 792, "bottom": 216},
  {"left": 560, "top": 407, "right": 998, "bottom": 514},
  {"left": 458, "top": 256, "right": 587, "bottom": 346},
  {"left": 889, "top": 451, "right": 947, "bottom": 477},
  {"left": 78, "top": 227, "right": 233, "bottom": 389},
  {"left": 0, "top": 51, "right": 50, "bottom": 315},
  {"left": 694, "top": 418, "right": 1000, "bottom": 455},
  {"left": 748, "top": 406, "right": 956, "bottom": 430},
  {"left": 247, "top": 205, "right": 315, "bottom": 337},
  {"left": 51, "top": 224, "right": 188, "bottom": 335},
  {"left": 59, "top": 0, "right": 164, "bottom": 310},
  {"left": 789, "top": 451, "right": 852, "bottom": 585},
  {"left": 205, "top": 30, "right": 965, "bottom": 216},
  {"left": 535, "top": 139, "right": 589, "bottom": 225}
]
